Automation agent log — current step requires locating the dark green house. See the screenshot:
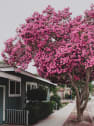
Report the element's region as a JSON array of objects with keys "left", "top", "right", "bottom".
[{"left": 0, "top": 63, "right": 57, "bottom": 125}]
